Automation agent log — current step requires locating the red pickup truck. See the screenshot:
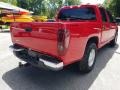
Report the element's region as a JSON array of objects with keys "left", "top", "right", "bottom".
[{"left": 10, "top": 4, "right": 118, "bottom": 73}]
